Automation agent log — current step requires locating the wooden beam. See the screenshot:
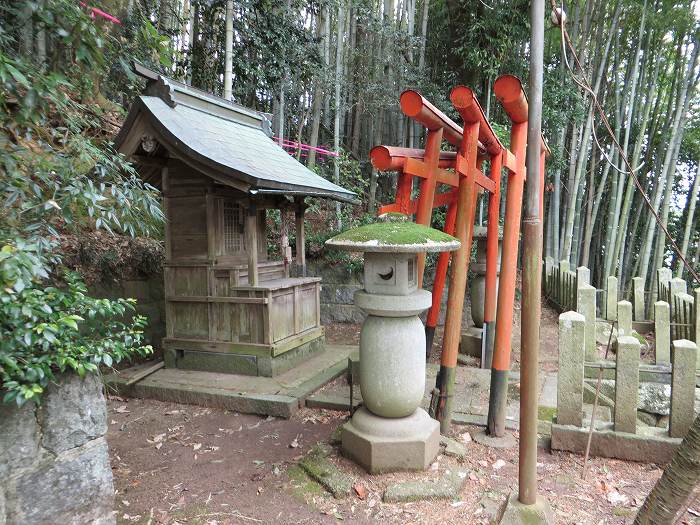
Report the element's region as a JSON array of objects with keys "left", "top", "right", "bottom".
[
  {"left": 165, "top": 295, "right": 269, "bottom": 304},
  {"left": 161, "top": 167, "right": 172, "bottom": 262},
  {"left": 205, "top": 186, "right": 217, "bottom": 261},
  {"left": 246, "top": 202, "right": 259, "bottom": 285},
  {"left": 295, "top": 197, "right": 306, "bottom": 277}
]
